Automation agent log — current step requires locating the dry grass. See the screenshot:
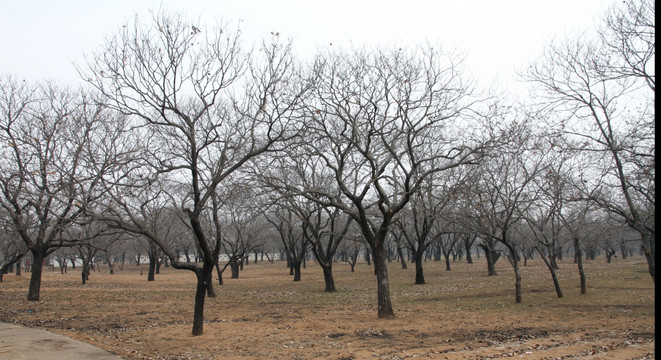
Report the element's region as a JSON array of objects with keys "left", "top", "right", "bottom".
[{"left": 0, "top": 256, "right": 655, "bottom": 359}]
